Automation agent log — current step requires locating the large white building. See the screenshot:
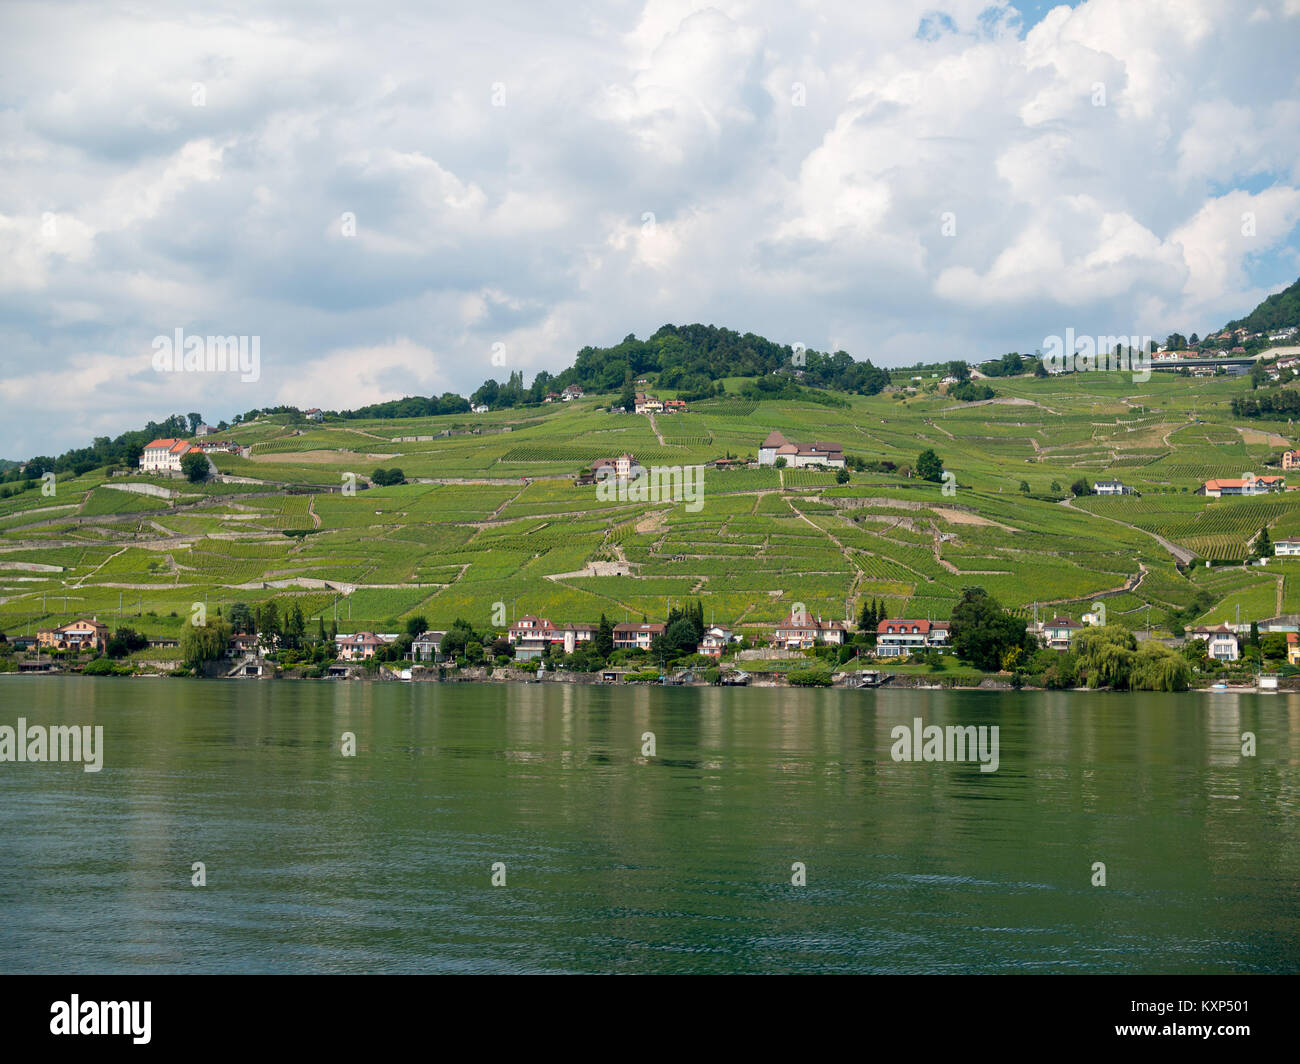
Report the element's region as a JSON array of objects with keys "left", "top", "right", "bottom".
[
  {"left": 139, "top": 438, "right": 194, "bottom": 473},
  {"left": 876, "top": 619, "right": 949, "bottom": 656},
  {"left": 757, "top": 430, "right": 845, "bottom": 469}
]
